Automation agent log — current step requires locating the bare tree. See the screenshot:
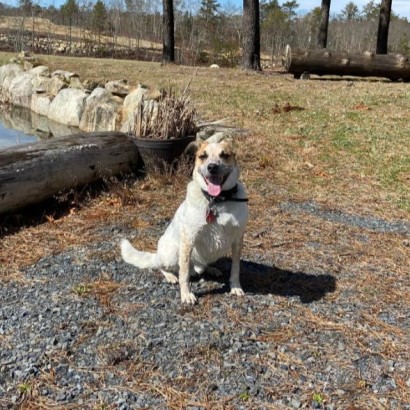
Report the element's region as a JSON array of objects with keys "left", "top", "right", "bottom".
[
  {"left": 242, "top": 0, "right": 261, "bottom": 70},
  {"left": 162, "top": 0, "right": 175, "bottom": 63},
  {"left": 317, "top": 0, "right": 331, "bottom": 48},
  {"left": 376, "top": 0, "right": 392, "bottom": 54}
]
